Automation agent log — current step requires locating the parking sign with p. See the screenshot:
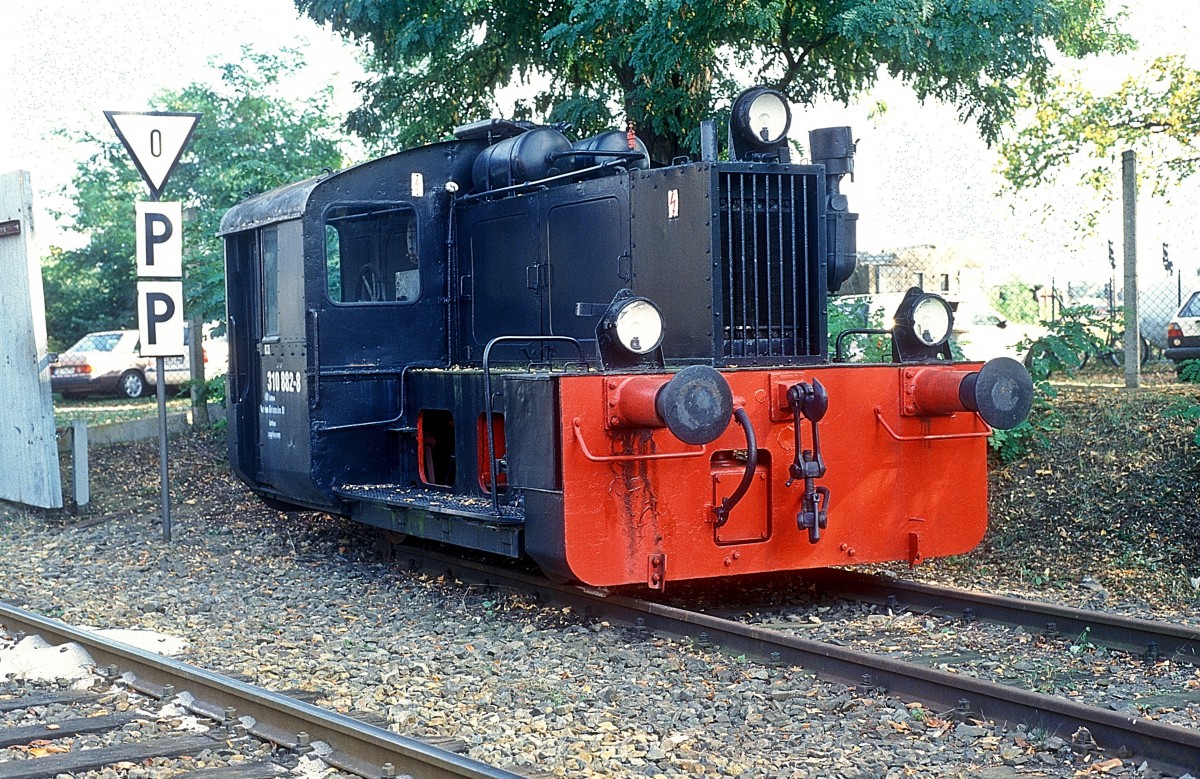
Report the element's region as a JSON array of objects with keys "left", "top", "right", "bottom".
[
  {"left": 137, "top": 280, "right": 184, "bottom": 357},
  {"left": 135, "top": 201, "right": 182, "bottom": 277},
  {"left": 108, "top": 109, "right": 200, "bottom": 543}
]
